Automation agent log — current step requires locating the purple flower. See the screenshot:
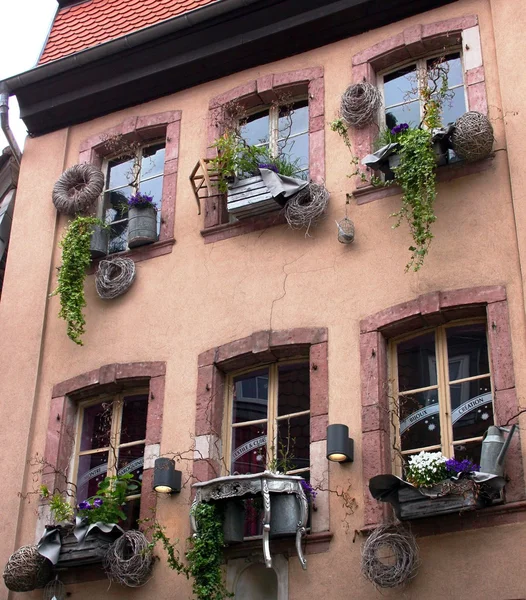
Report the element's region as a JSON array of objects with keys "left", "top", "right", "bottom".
[
  {"left": 390, "top": 123, "right": 409, "bottom": 135},
  {"left": 78, "top": 500, "right": 92, "bottom": 510},
  {"left": 446, "top": 458, "right": 480, "bottom": 475},
  {"left": 127, "top": 192, "right": 155, "bottom": 209},
  {"left": 93, "top": 498, "right": 103, "bottom": 507},
  {"left": 300, "top": 479, "right": 317, "bottom": 501},
  {"left": 258, "top": 163, "right": 279, "bottom": 173}
]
